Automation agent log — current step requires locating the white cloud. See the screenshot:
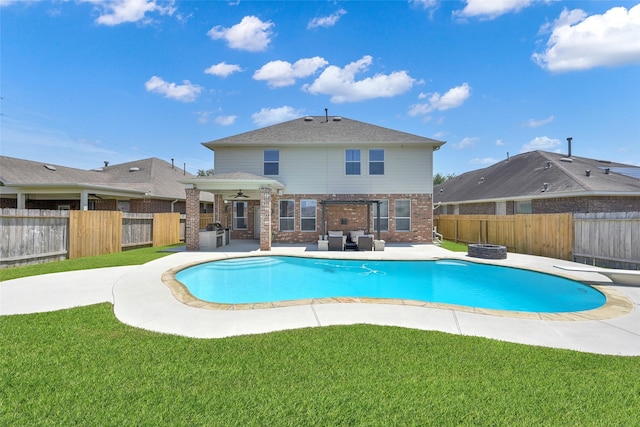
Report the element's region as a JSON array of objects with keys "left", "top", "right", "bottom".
[
  {"left": 79, "top": 0, "right": 176, "bottom": 26},
  {"left": 144, "top": 76, "right": 202, "bottom": 102},
  {"left": 453, "top": 136, "right": 478, "bottom": 150},
  {"left": 520, "top": 136, "right": 562, "bottom": 153},
  {"left": 496, "top": 139, "right": 504, "bottom": 146},
  {"left": 525, "top": 115, "right": 554, "bottom": 128},
  {"left": 303, "top": 55, "right": 415, "bottom": 103},
  {"left": 533, "top": 5, "right": 640, "bottom": 72},
  {"left": 470, "top": 157, "right": 500, "bottom": 165},
  {"left": 409, "top": 0, "right": 439, "bottom": 10},
  {"left": 408, "top": 83, "right": 471, "bottom": 116},
  {"left": 253, "top": 57, "right": 328, "bottom": 88},
  {"left": 454, "top": 0, "right": 534, "bottom": 20},
  {"left": 195, "top": 111, "right": 210, "bottom": 124},
  {"left": 207, "top": 15, "right": 274, "bottom": 52},
  {"left": 204, "top": 62, "right": 243, "bottom": 78},
  {"left": 308, "top": 9, "right": 346, "bottom": 29},
  {"left": 215, "top": 115, "right": 237, "bottom": 126},
  {"left": 251, "top": 106, "right": 302, "bottom": 126}
]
